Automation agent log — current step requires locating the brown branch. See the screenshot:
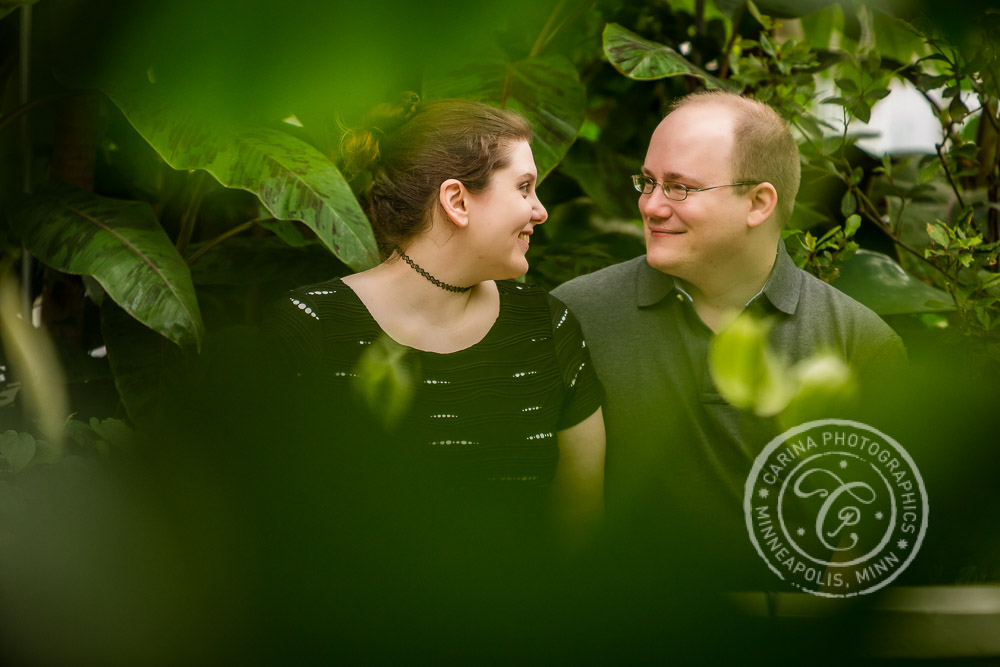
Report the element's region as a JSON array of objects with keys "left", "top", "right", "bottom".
[
  {"left": 854, "top": 187, "right": 954, "bottom": 282},
  {"left": 935, "top": 142, "right": 967, "bottom": 210},
  {"left": 718, "top": 2, "right": 747, "bottom": 80}
]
